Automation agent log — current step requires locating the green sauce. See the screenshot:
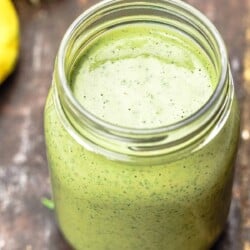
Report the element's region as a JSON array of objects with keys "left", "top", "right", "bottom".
[
  {"left": 44, "top": 23, "right": 239, "bottom": 249},
  {"left": 71, "top": 24, "right": 215, "bottom": 128}
]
